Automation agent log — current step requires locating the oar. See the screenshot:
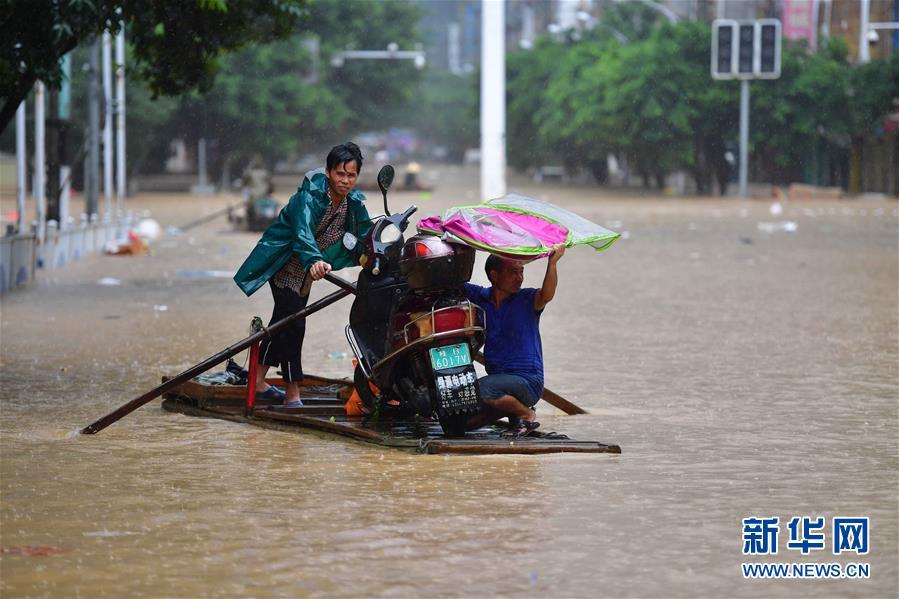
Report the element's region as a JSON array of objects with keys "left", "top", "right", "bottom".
[
  {"left": 175, "top": 198, "right": 248, "bottom": 233},
  {"left": 473, "top": 352, "right": 587, "bottom": 415},
  {"left": 80, "top": 286, "right": 352, "bottom": 434}
]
